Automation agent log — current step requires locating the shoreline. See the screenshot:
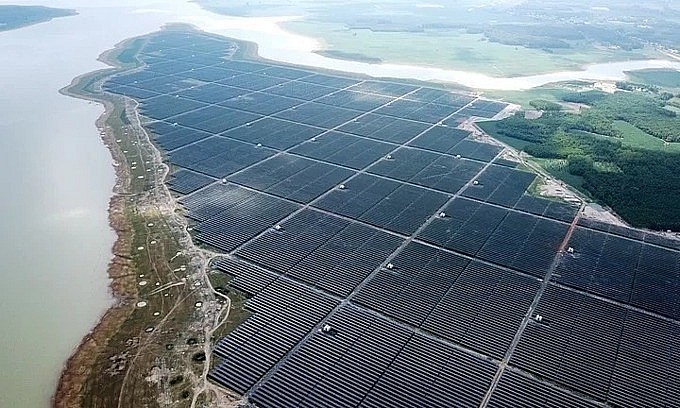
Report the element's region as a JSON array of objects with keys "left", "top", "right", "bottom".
[
  {"left": 184, "top": 13, "right": 680, "bottom": 90},
  {"left": 52, "top": 27, "right": 246, "bottom": 407},
  {"left": 193, "top": 10, "right": 677, "bottom": 82},
  {"left": 53, "top": 50, "right": 138, "bottom": 408}
]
